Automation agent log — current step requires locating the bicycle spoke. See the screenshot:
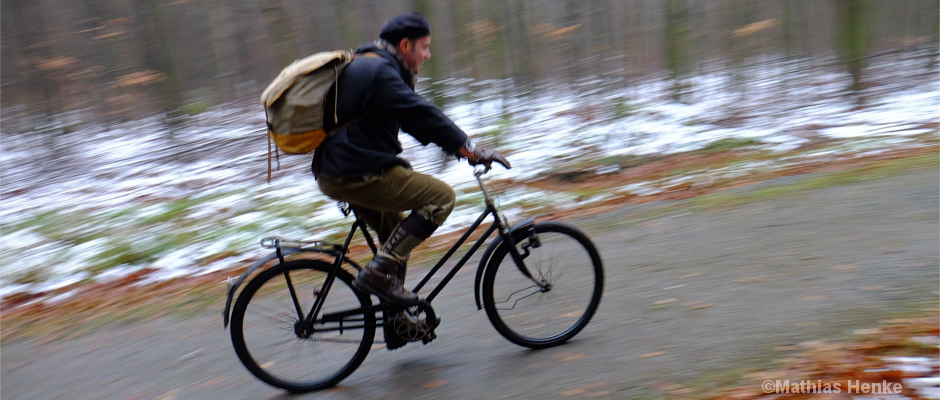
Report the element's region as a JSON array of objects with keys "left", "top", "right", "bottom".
[
  {"left": 243, "top": 304, "right": 296, "bottom": 323},
  {"left": 492, "top": 284, "right": 542, "bottom": 311},
  {"left": 230, "top": 260, "right": 375, "bottom": 392},
  {"left": 482, "top": 222, "right": 603, "bottom": 349}
]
